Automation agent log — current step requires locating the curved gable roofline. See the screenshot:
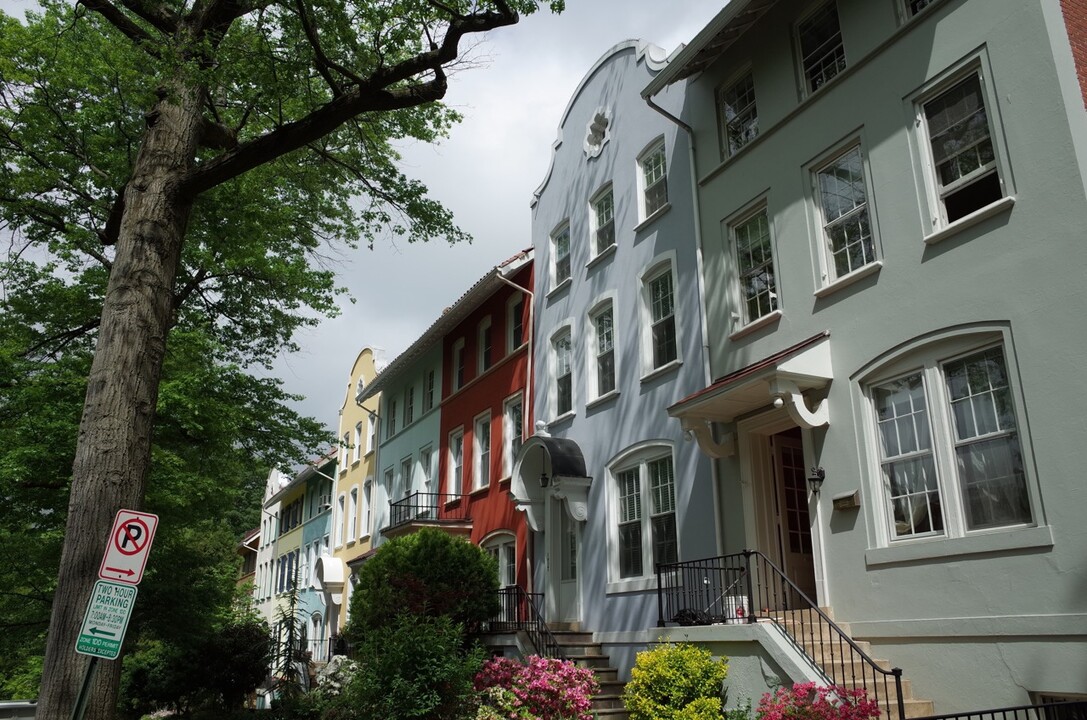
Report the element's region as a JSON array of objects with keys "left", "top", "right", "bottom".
[
  {"left": 338, "top": 345, "right": 383, "bottom": 413},
  {"left": 530, "top": 39, "right": 676, "bottom": 209}
]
